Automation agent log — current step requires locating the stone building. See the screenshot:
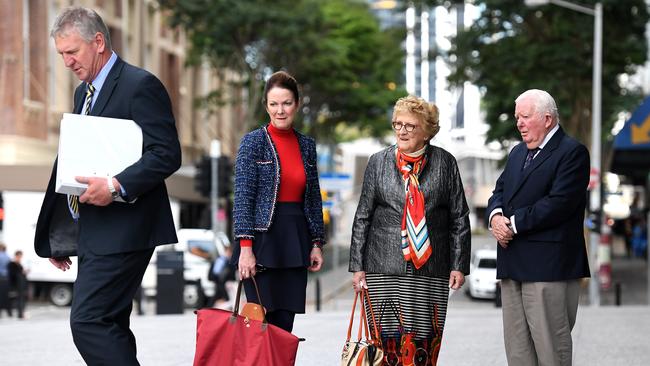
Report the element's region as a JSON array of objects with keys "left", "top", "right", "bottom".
[{"left": 0, "top": 0, "right": 246, "bottom": 227}]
